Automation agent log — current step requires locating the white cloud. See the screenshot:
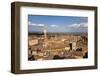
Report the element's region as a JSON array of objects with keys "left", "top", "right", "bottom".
[
  {"left": 28, "top": 21, "right": 31, "bottom": 25},
  {"left": 28, "top": 21, "right": 37, "bottom": 26},
  {"left": 68, "top": 23, "right": 88, "bottom": 28},
  {"left": 28, "top": 21, "right": 44, "bottom": 27},
  {"left": 81, "top": 23, "right": 88, "bottom": 28},
  {"left": 50, "top": 24, "right": 58, "bottom": 27},
  {"left": 38, "top": 24, "right": 45, "bottom": 27}
]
